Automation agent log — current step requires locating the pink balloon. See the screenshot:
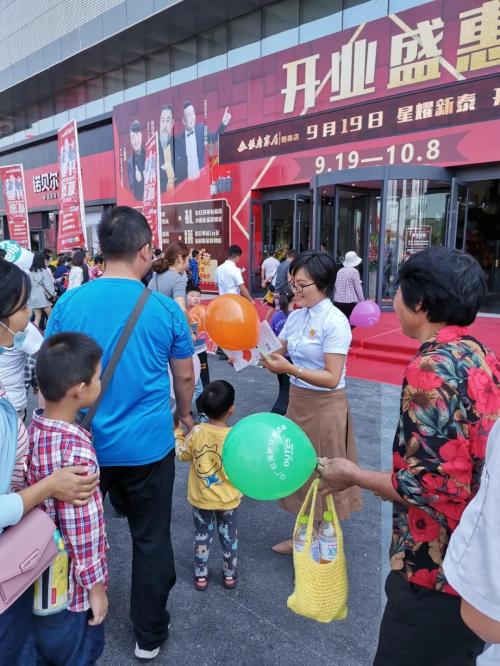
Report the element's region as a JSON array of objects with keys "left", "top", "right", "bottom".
[
  {"left": 168, "top": 353, "right": 201, "bottom": 400},
  {"left": 350, "top": 300, "right": 381, "bottom": 327}
]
